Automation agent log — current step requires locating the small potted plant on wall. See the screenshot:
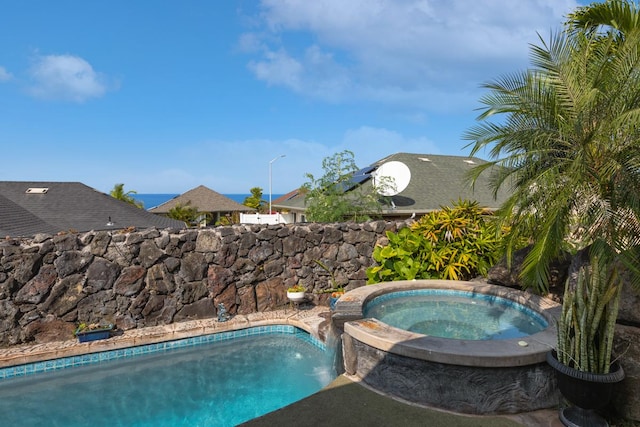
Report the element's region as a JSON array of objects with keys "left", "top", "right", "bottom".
[
  {"left": 75, "top": 322, "right": 114, "bottom": 343},
  {"left": 287, "top": 284, "right": 306, "bottom": 303}
]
